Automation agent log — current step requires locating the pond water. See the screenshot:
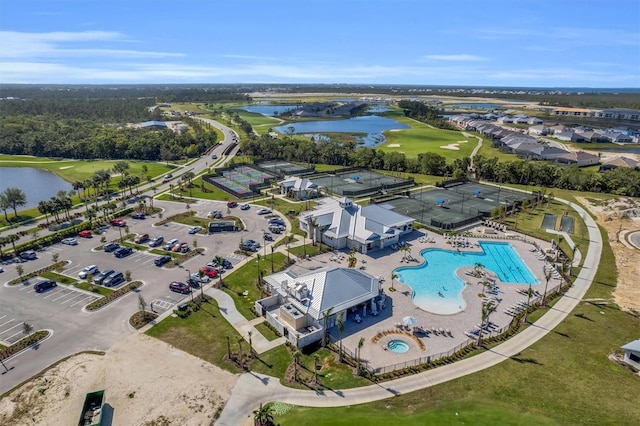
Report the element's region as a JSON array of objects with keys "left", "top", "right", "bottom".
[
  {"left": 0, "top": 167, "right": 73, "bottom": 210},
  {"left": 235, "top": 105, "right": 301, "bottom": 116},
  {"left": 447, "top": 103, "right": 500, "bottom": 109},
  {"left": 274, "top": 115, "right": 409, "bottom": 146}
]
